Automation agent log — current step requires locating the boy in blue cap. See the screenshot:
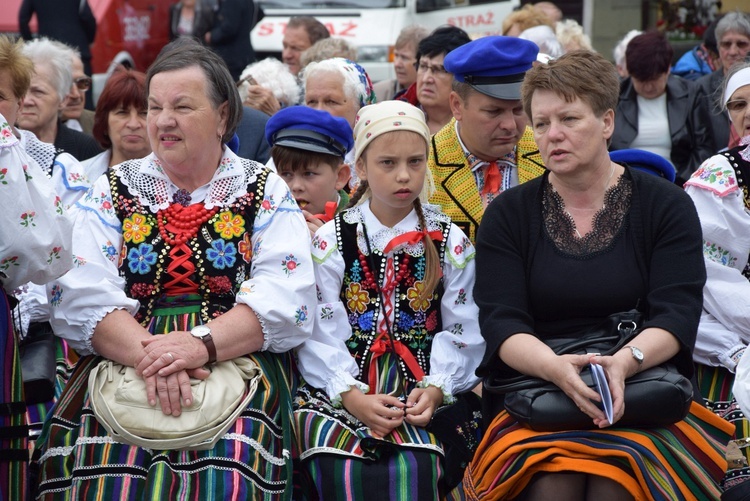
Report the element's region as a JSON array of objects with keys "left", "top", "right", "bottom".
[
  {"left": 265, "top": 107, "right": 353, "bottom": 235},
  {"left": 428, "top": 35, "right": 546, "bottom": 244}
]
